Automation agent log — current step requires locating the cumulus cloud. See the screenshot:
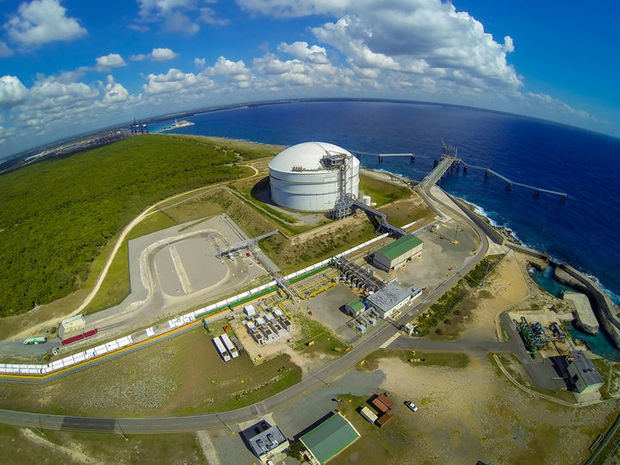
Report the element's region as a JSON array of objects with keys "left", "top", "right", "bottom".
[
  {"left": 5, "top": 0, "right": 87, "bottom": 48},
  {"left": 194, "top": 57, "right": 206, "bottom": 68},
  {"left": 206, "top": 56, "right": 253, "bottom": 87},
  {"left": 130, "top": 48, "right": 178, "bottom": 62},
  {"left": 0, "top": 76, "right": 28, "bottom": 108},
  {"left": 135, "top": 0, "right": 228, "bottom": 34},
  {"left": 277, "top": 41, "right": 329, "bottom": 64},
  {"left": 240, "top": 0, "right": 521, "bottom": 94},
  {"left": 142, "top": 68, "right": 214, "bottom": 95},
  {"left": 151, "top": 47, "right": 178, "bottom": 61},
  {"left": 253, "top": 50, "right": 354, "bottom": 88},
  {"left": 95, "top": 53, "right": 126, "bottom": 71},
  {"left": 102, "top": 75, "right": 129, "bottom": 104}
]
